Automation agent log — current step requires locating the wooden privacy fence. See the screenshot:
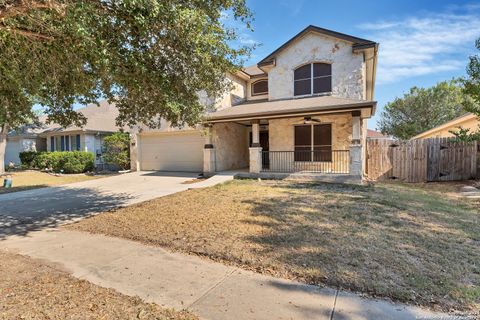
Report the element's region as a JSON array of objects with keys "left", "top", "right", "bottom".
[{"left": 366, "top": 138, "right": 478, "bottom": 182}]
